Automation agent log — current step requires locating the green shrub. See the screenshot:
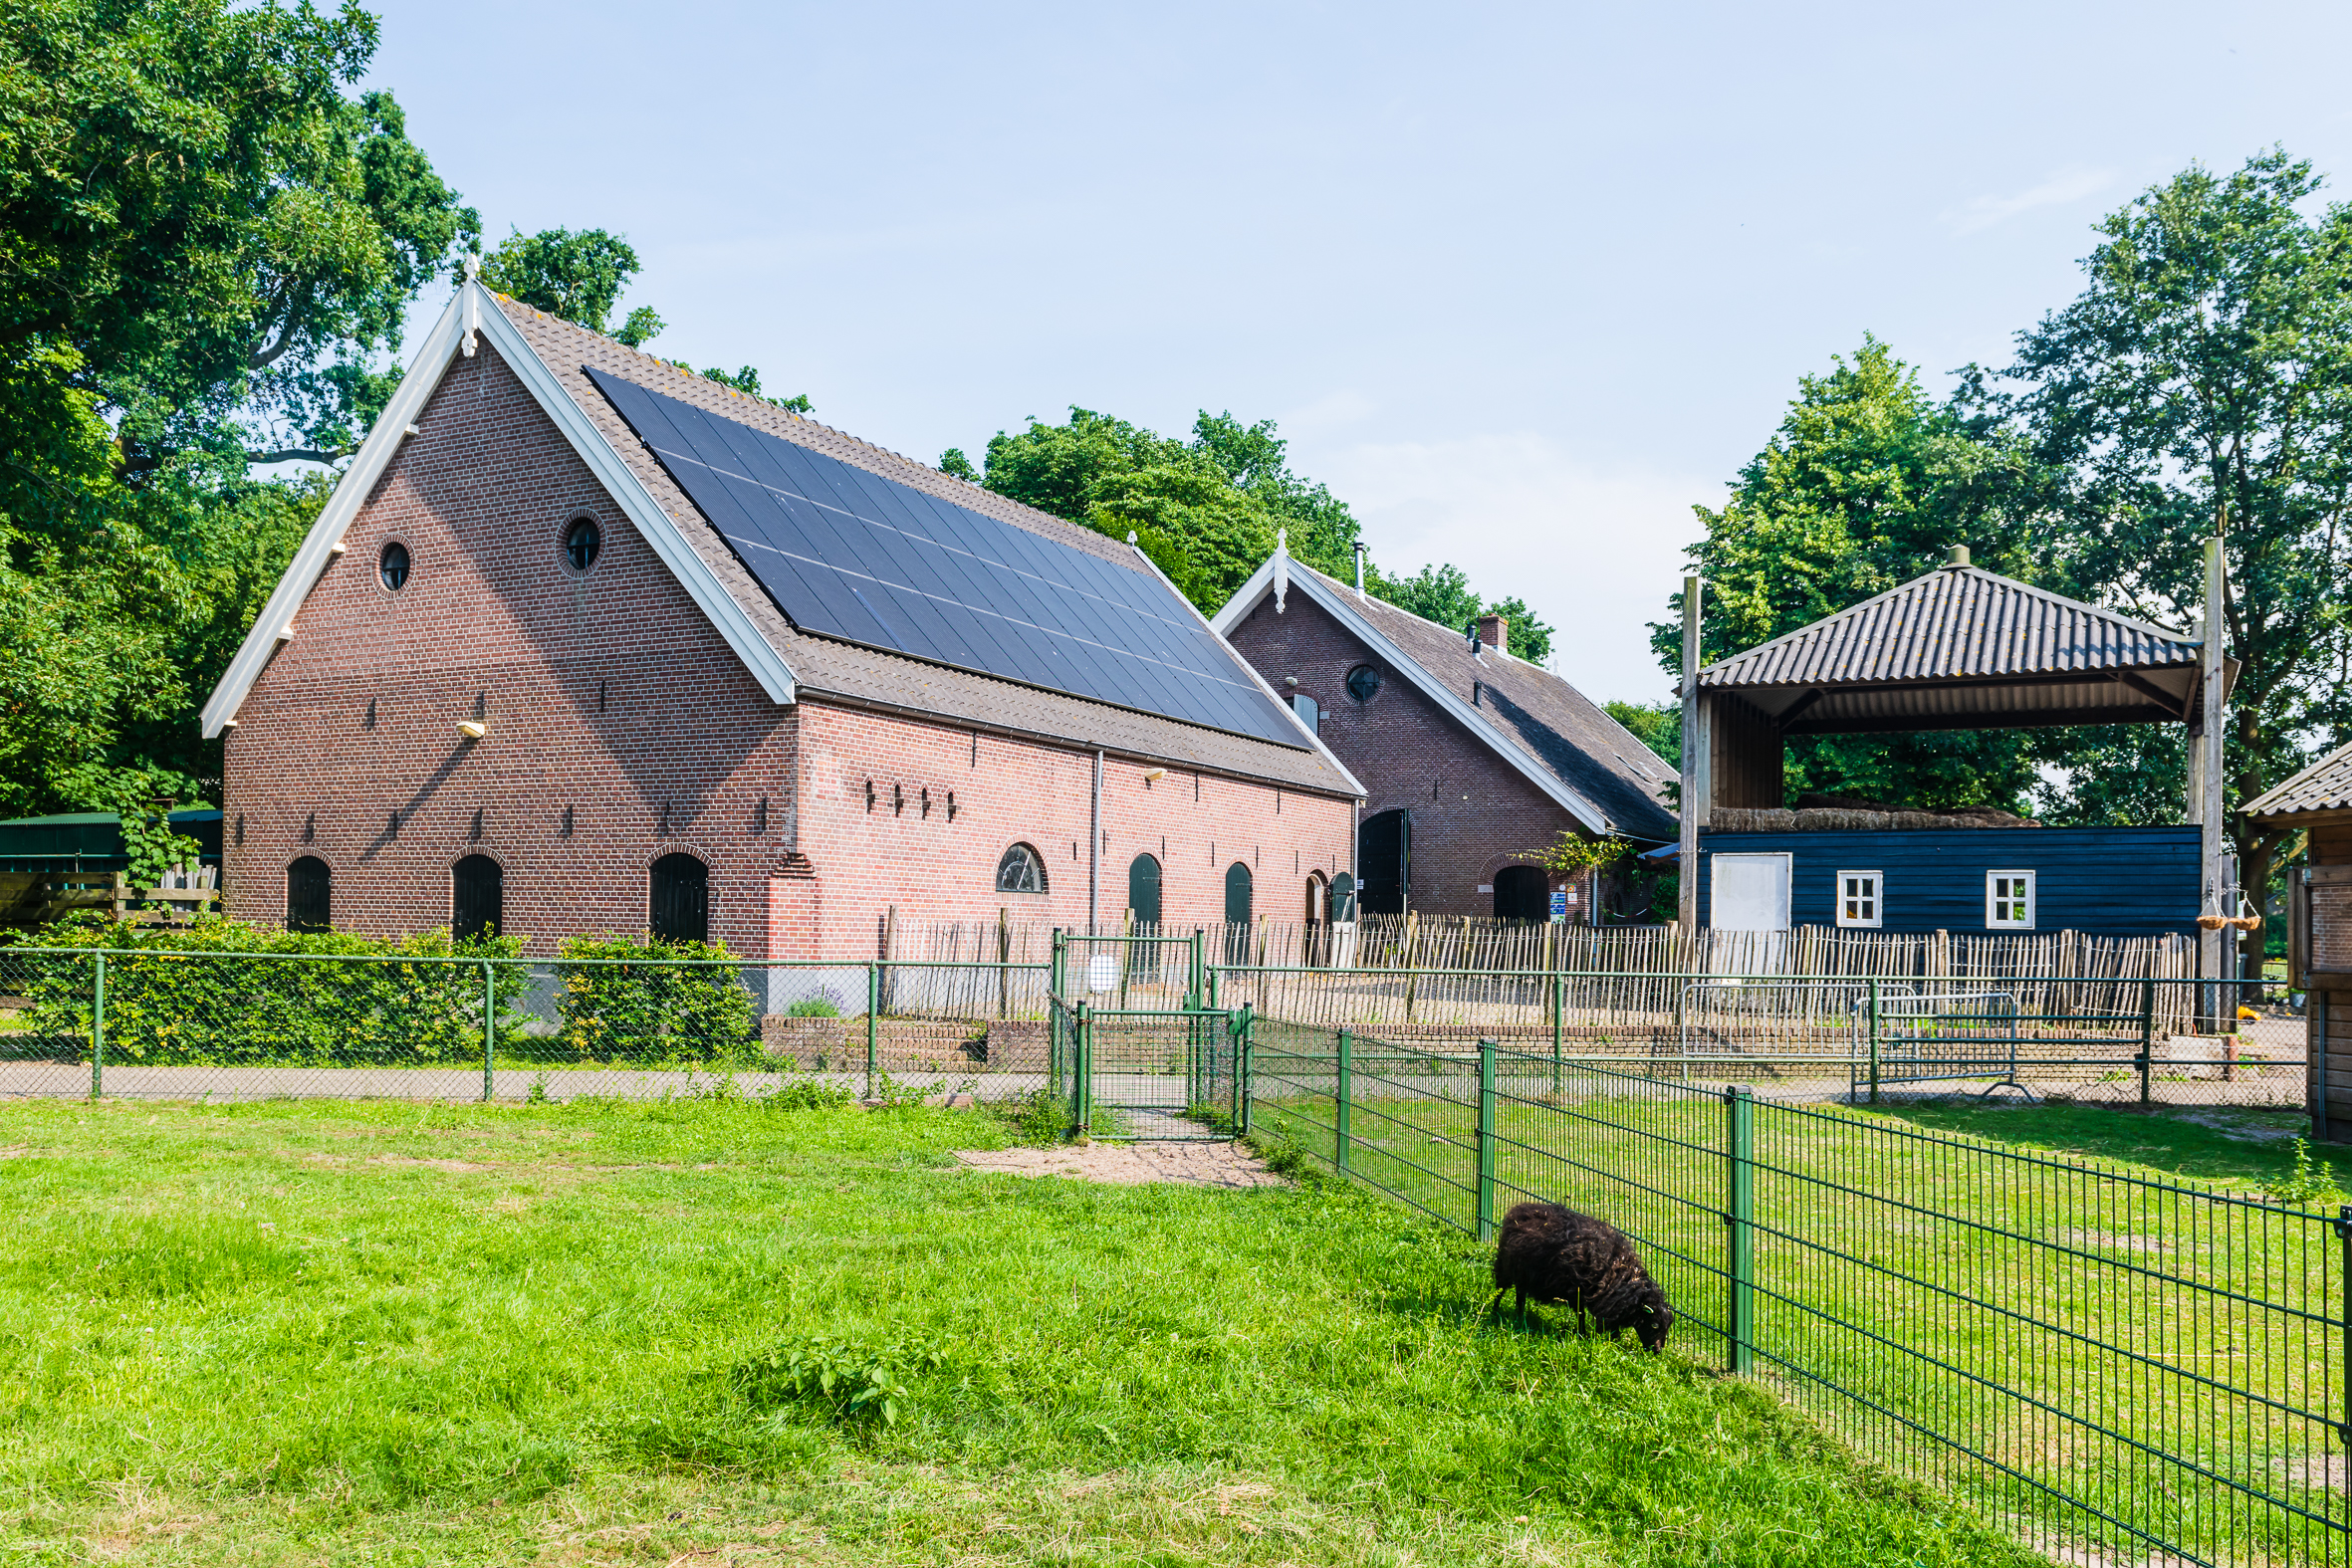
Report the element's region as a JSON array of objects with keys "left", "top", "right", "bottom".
[
  {"left": 783, "top": 997, "right": 841, "bottom": 1017},
  {"left": 5, "top": 917, "right": 529, "bottom": 1066},
  {"left": 764, "top": 1076, "right": 856, "bottom": 1111},
  {"left": 552, "top": 934, "right": 759, "bottom": 1067}
]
